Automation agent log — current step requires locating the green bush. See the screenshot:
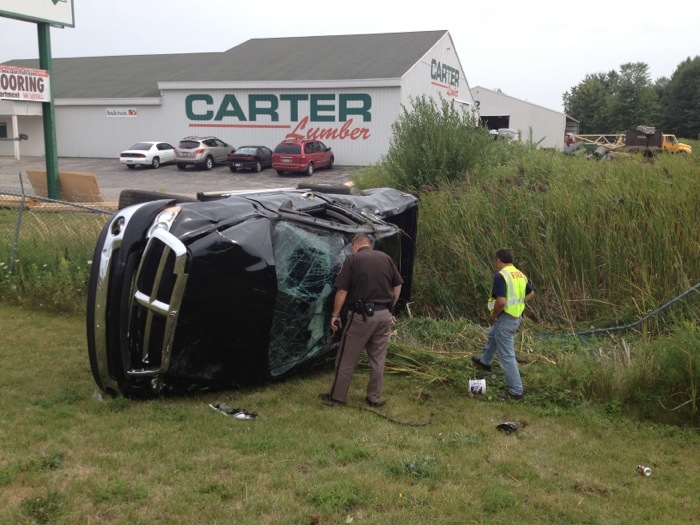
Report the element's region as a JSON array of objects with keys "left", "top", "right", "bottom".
[{"left": 382, "top": 94, "right": 493, "bottom": 190}]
